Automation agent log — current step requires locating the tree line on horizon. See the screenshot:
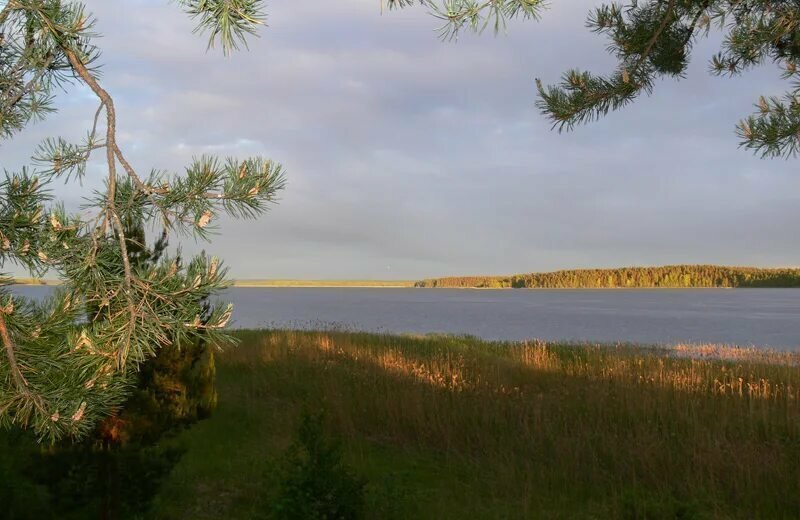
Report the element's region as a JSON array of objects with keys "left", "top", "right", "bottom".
[{"left": 415, "top": 265, "right": 800, "bottom": 289}]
